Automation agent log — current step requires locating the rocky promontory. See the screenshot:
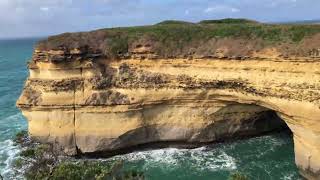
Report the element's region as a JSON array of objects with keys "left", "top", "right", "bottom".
[{"left": 17, "top": 19, "right": 320, "bottom": 179}]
